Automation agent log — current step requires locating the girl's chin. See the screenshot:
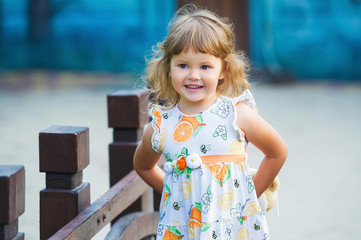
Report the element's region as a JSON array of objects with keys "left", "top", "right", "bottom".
[{"left": 180, "top": 95, "right": 214, "bottom": 105}]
